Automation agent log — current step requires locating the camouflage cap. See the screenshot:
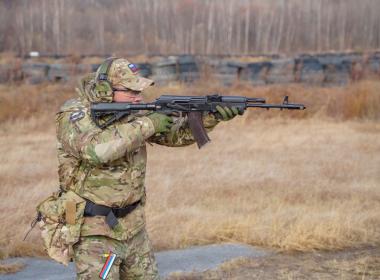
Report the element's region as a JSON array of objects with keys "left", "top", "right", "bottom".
[{"left": 108, "top": 58, "right": 154, "bottom": 91}]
